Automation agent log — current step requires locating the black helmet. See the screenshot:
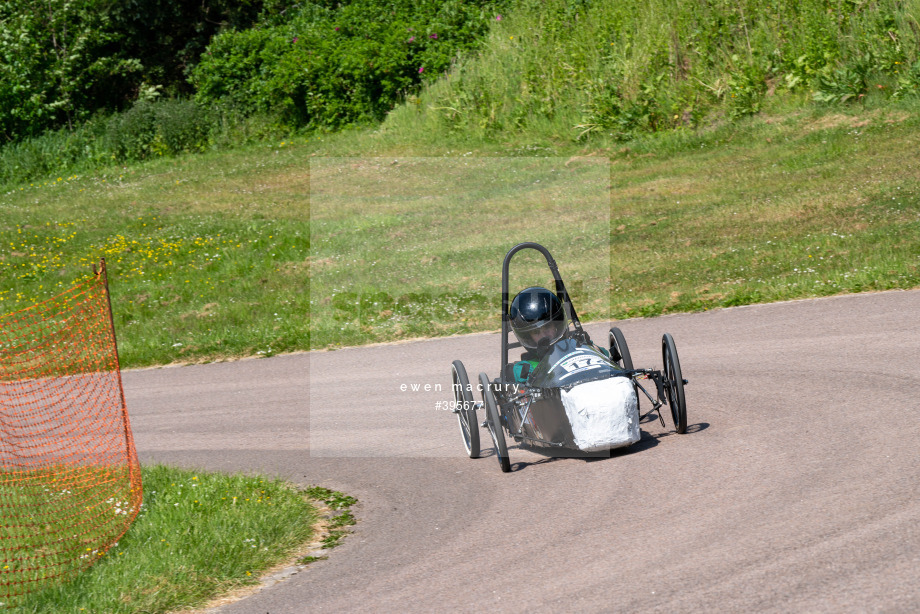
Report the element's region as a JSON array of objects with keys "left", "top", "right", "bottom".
[{"left": 509, "top": 287, "right": 567, "bottom": 350}]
